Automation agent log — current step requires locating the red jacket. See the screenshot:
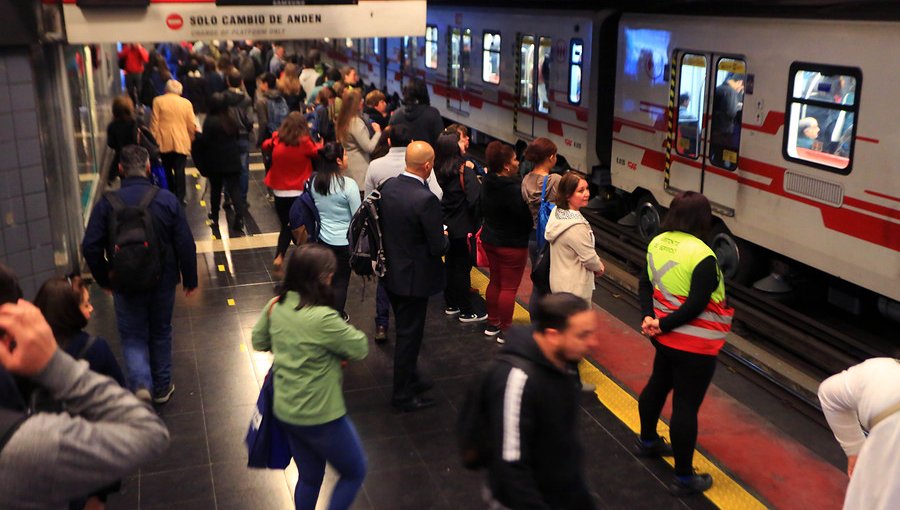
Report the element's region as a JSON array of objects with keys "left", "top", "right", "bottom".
[
  {"left": 118, "top": 44, "right": 149, "bottom": 74},
  {"left": 262, "top": 133, "right": 320, "bottom": 191}
]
